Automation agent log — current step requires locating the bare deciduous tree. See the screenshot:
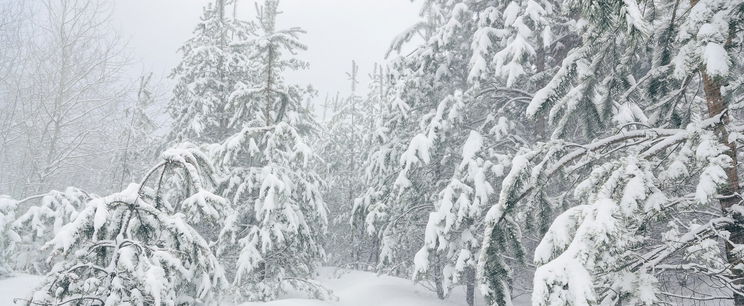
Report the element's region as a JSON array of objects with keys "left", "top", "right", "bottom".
[{"left": 0, "top": 0, "right": 130, "bottom": 197}]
